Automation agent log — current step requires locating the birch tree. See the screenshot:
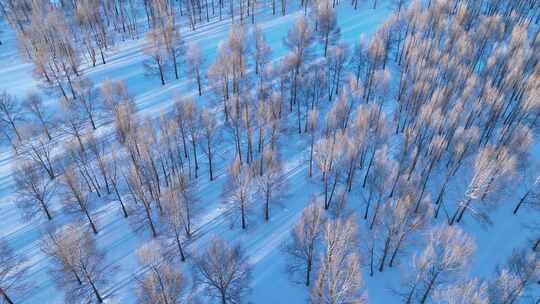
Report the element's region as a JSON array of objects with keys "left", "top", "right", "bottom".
[
  {"left": 256, "top": 148, "right": 285, "bottom": 221},
  {"left": 62, "top": 165, "right": 99, "bottom": 234},
  {"left": 22, "top": 93, "right": 53, "bottom": 141},
  {"left": 14, "top": 160, "right": 55, "bottom": 221},
  {"left": 402, "top": 226, "right": 475, "bottom": 304},
  {"left": 311, "top": 215, "right": 365, "bottom": 304},
  {"left": 136, "top": 240, "right": 186, "bottom": 304},
  {"left": 224, "top": 155, "right": 255, "bottom": 230},
  {"left": 42, "top": 224, "right": 109, "bottom": 303},
  {"left": 0, "top": 92, "right": 24, "bottom": 142},
  {"left": 433, "top": 278, "right": 488, "bottom": 304},
  {"left": 186, "top": 42, "right": 206, "bottom": 96},
  {"left": 193, "top": 238, "right": 251, "bottom": 304},
  {"left": 0, "top": 240, "right": 29, "bottom": 304},
  {"left": 201, "top": 108, "right": 219, "bottom": 181},
  {"left": 144, "top": 27, "right": 168, "bottom": 85},
  {"left": 285, "top": 201, "right": 325, "bottom": 286},
  {"left": 283, "top": 16, "right": 315, "bottom": 109},
  {"left": 315, "top": 0, "right": 340, "bottom": 57},
  {"left": 488, "top": 248, "right": 540, "bottom": 304}
]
